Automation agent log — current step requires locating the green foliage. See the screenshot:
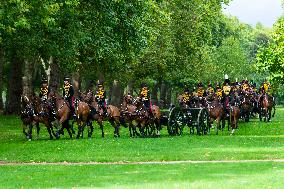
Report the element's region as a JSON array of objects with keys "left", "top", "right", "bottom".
[{"left": 256, "top": 16, "right": 284, "bottom": 84}]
